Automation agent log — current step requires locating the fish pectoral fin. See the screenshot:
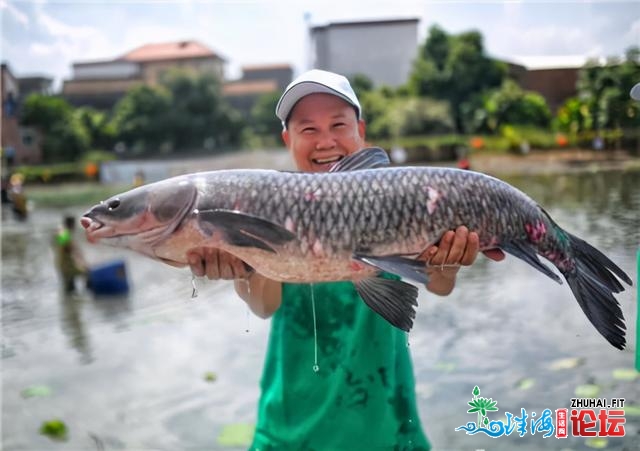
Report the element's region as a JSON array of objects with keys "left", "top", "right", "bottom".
[
  {"left": 198, "top": 209, "right": 296, "bottom": 254},
  {"left": 500, "top": 240, "right": 563, "bottom": 284},
  {"left": 353, "top": 254, "right": 429, "bottom": 285},
  {"left": 329, "top": 147, "right": 391, "bottom": 172},
  {"left": 354, "top": 277, "right": 418, "bottom": 332}
]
